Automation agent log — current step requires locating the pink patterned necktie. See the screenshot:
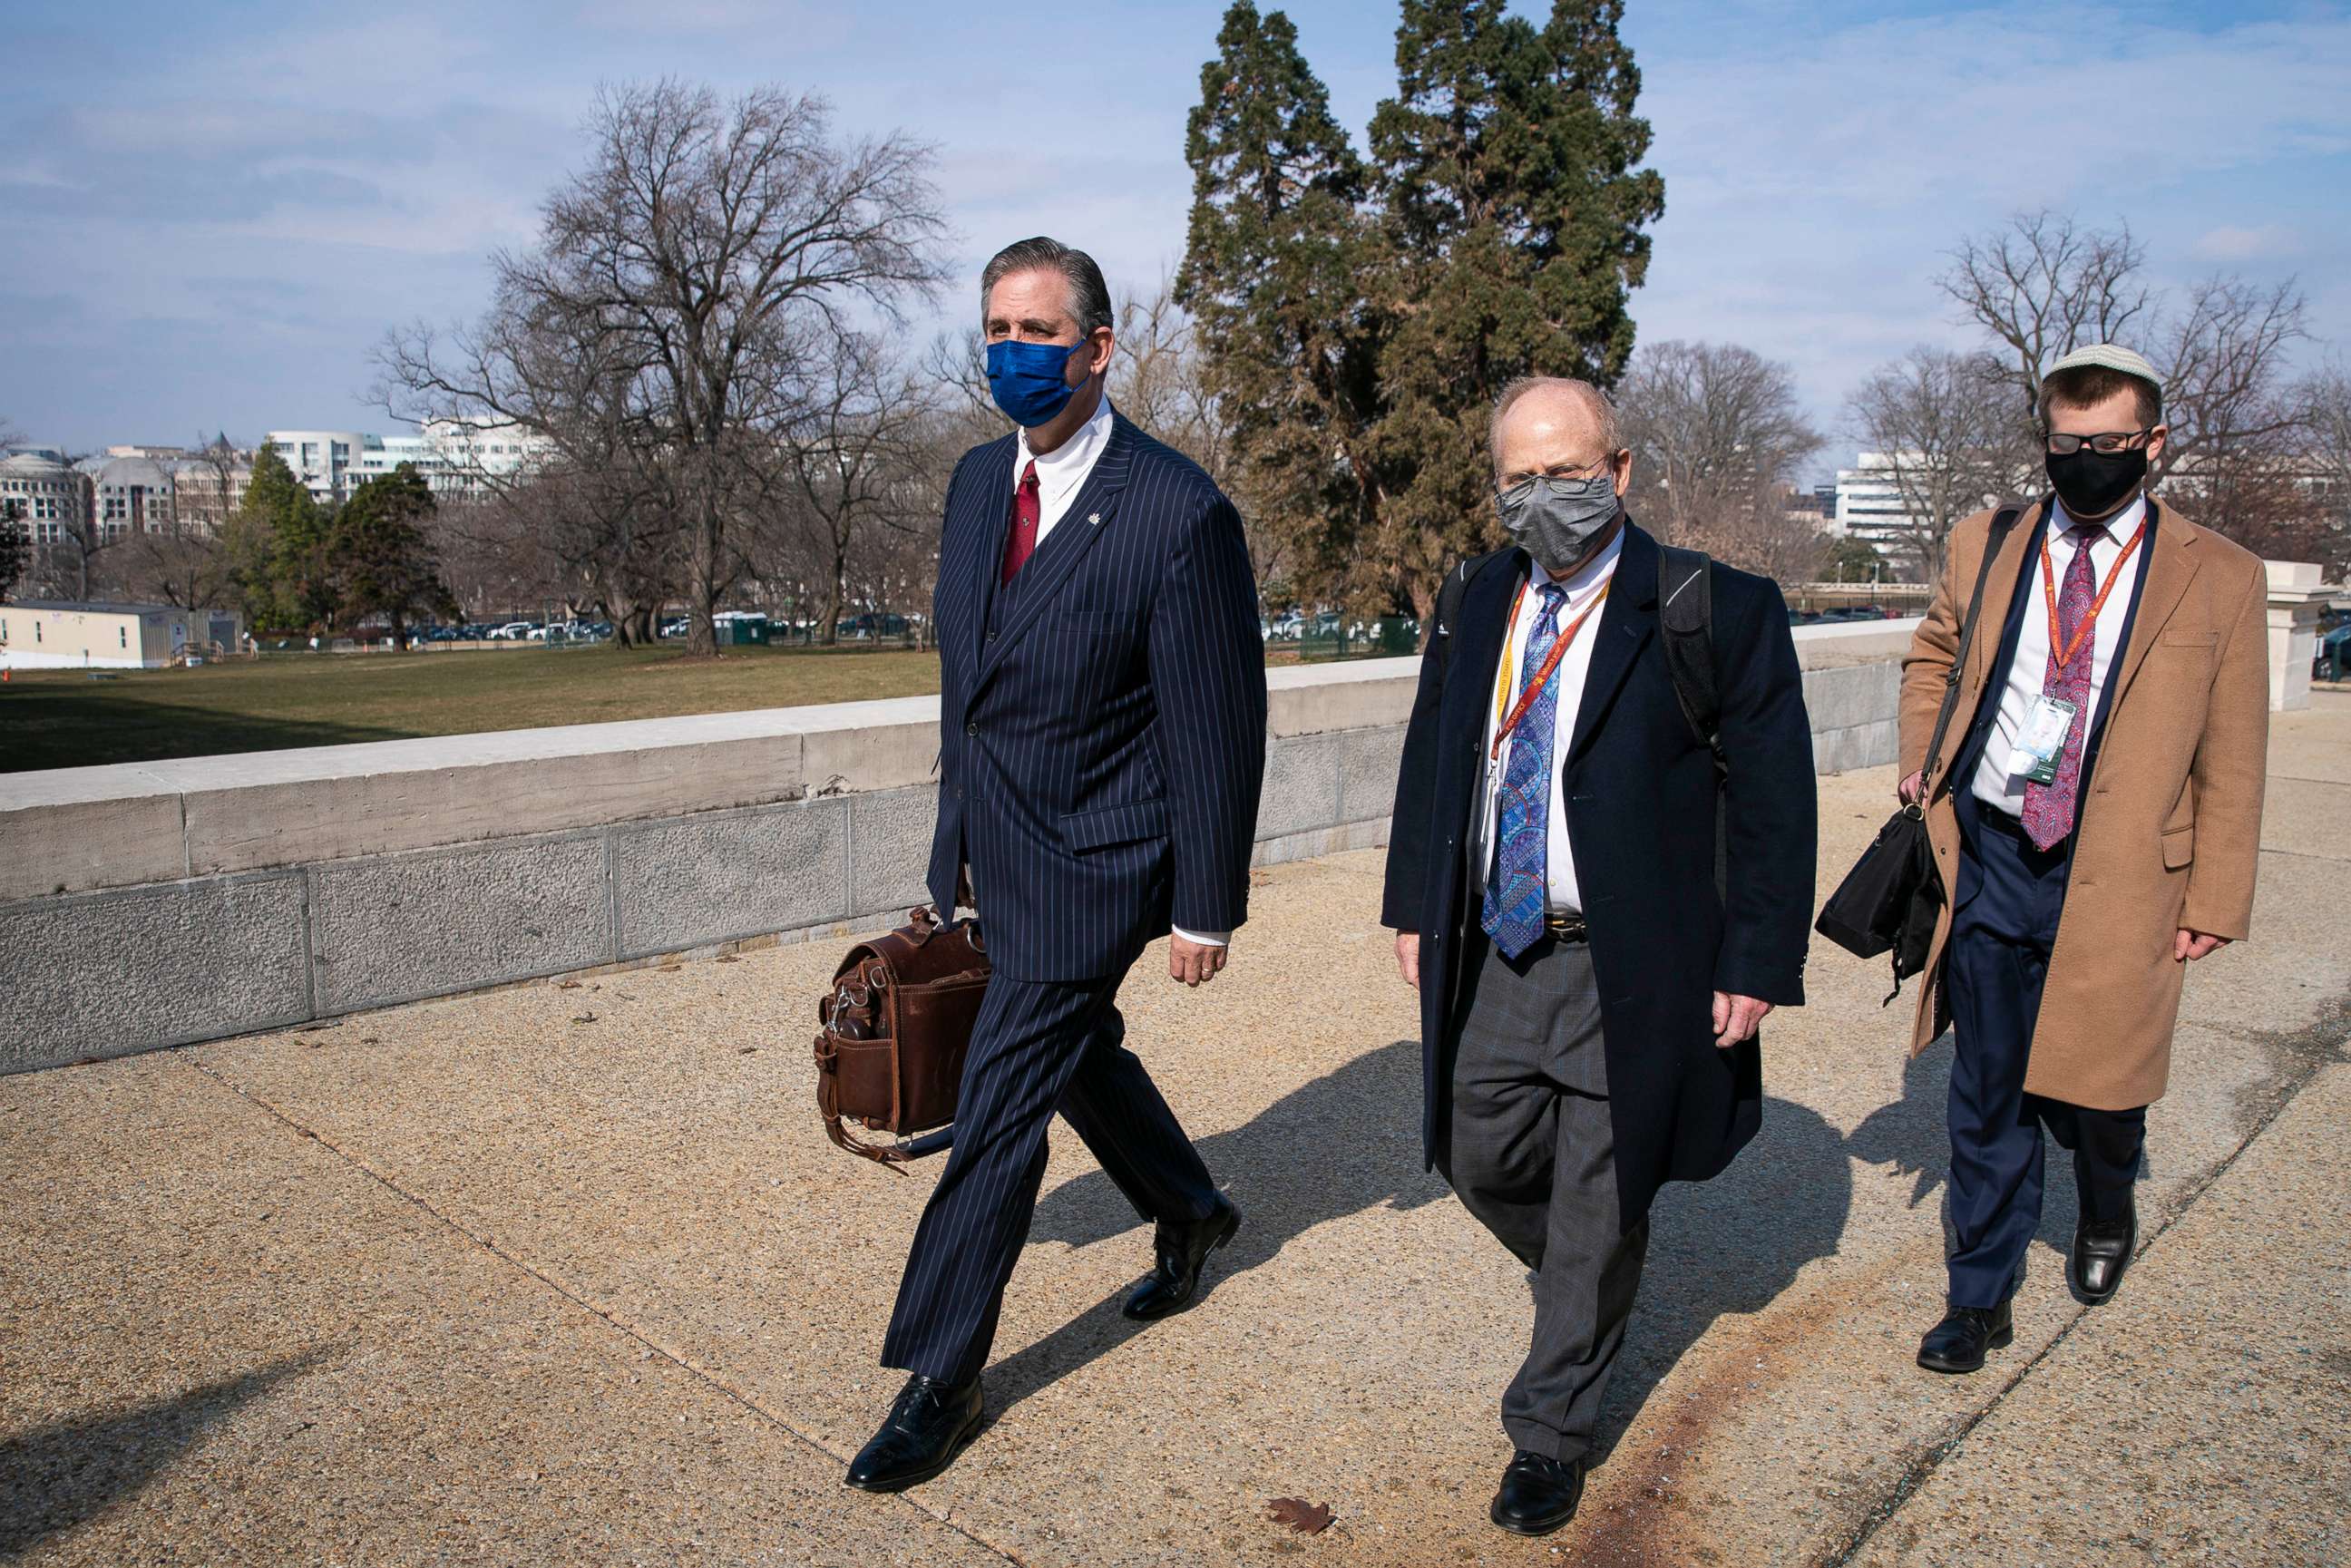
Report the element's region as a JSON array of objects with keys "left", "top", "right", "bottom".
[{"left": 2019, "top": 527, "right": 2101, "bottom": 850}]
